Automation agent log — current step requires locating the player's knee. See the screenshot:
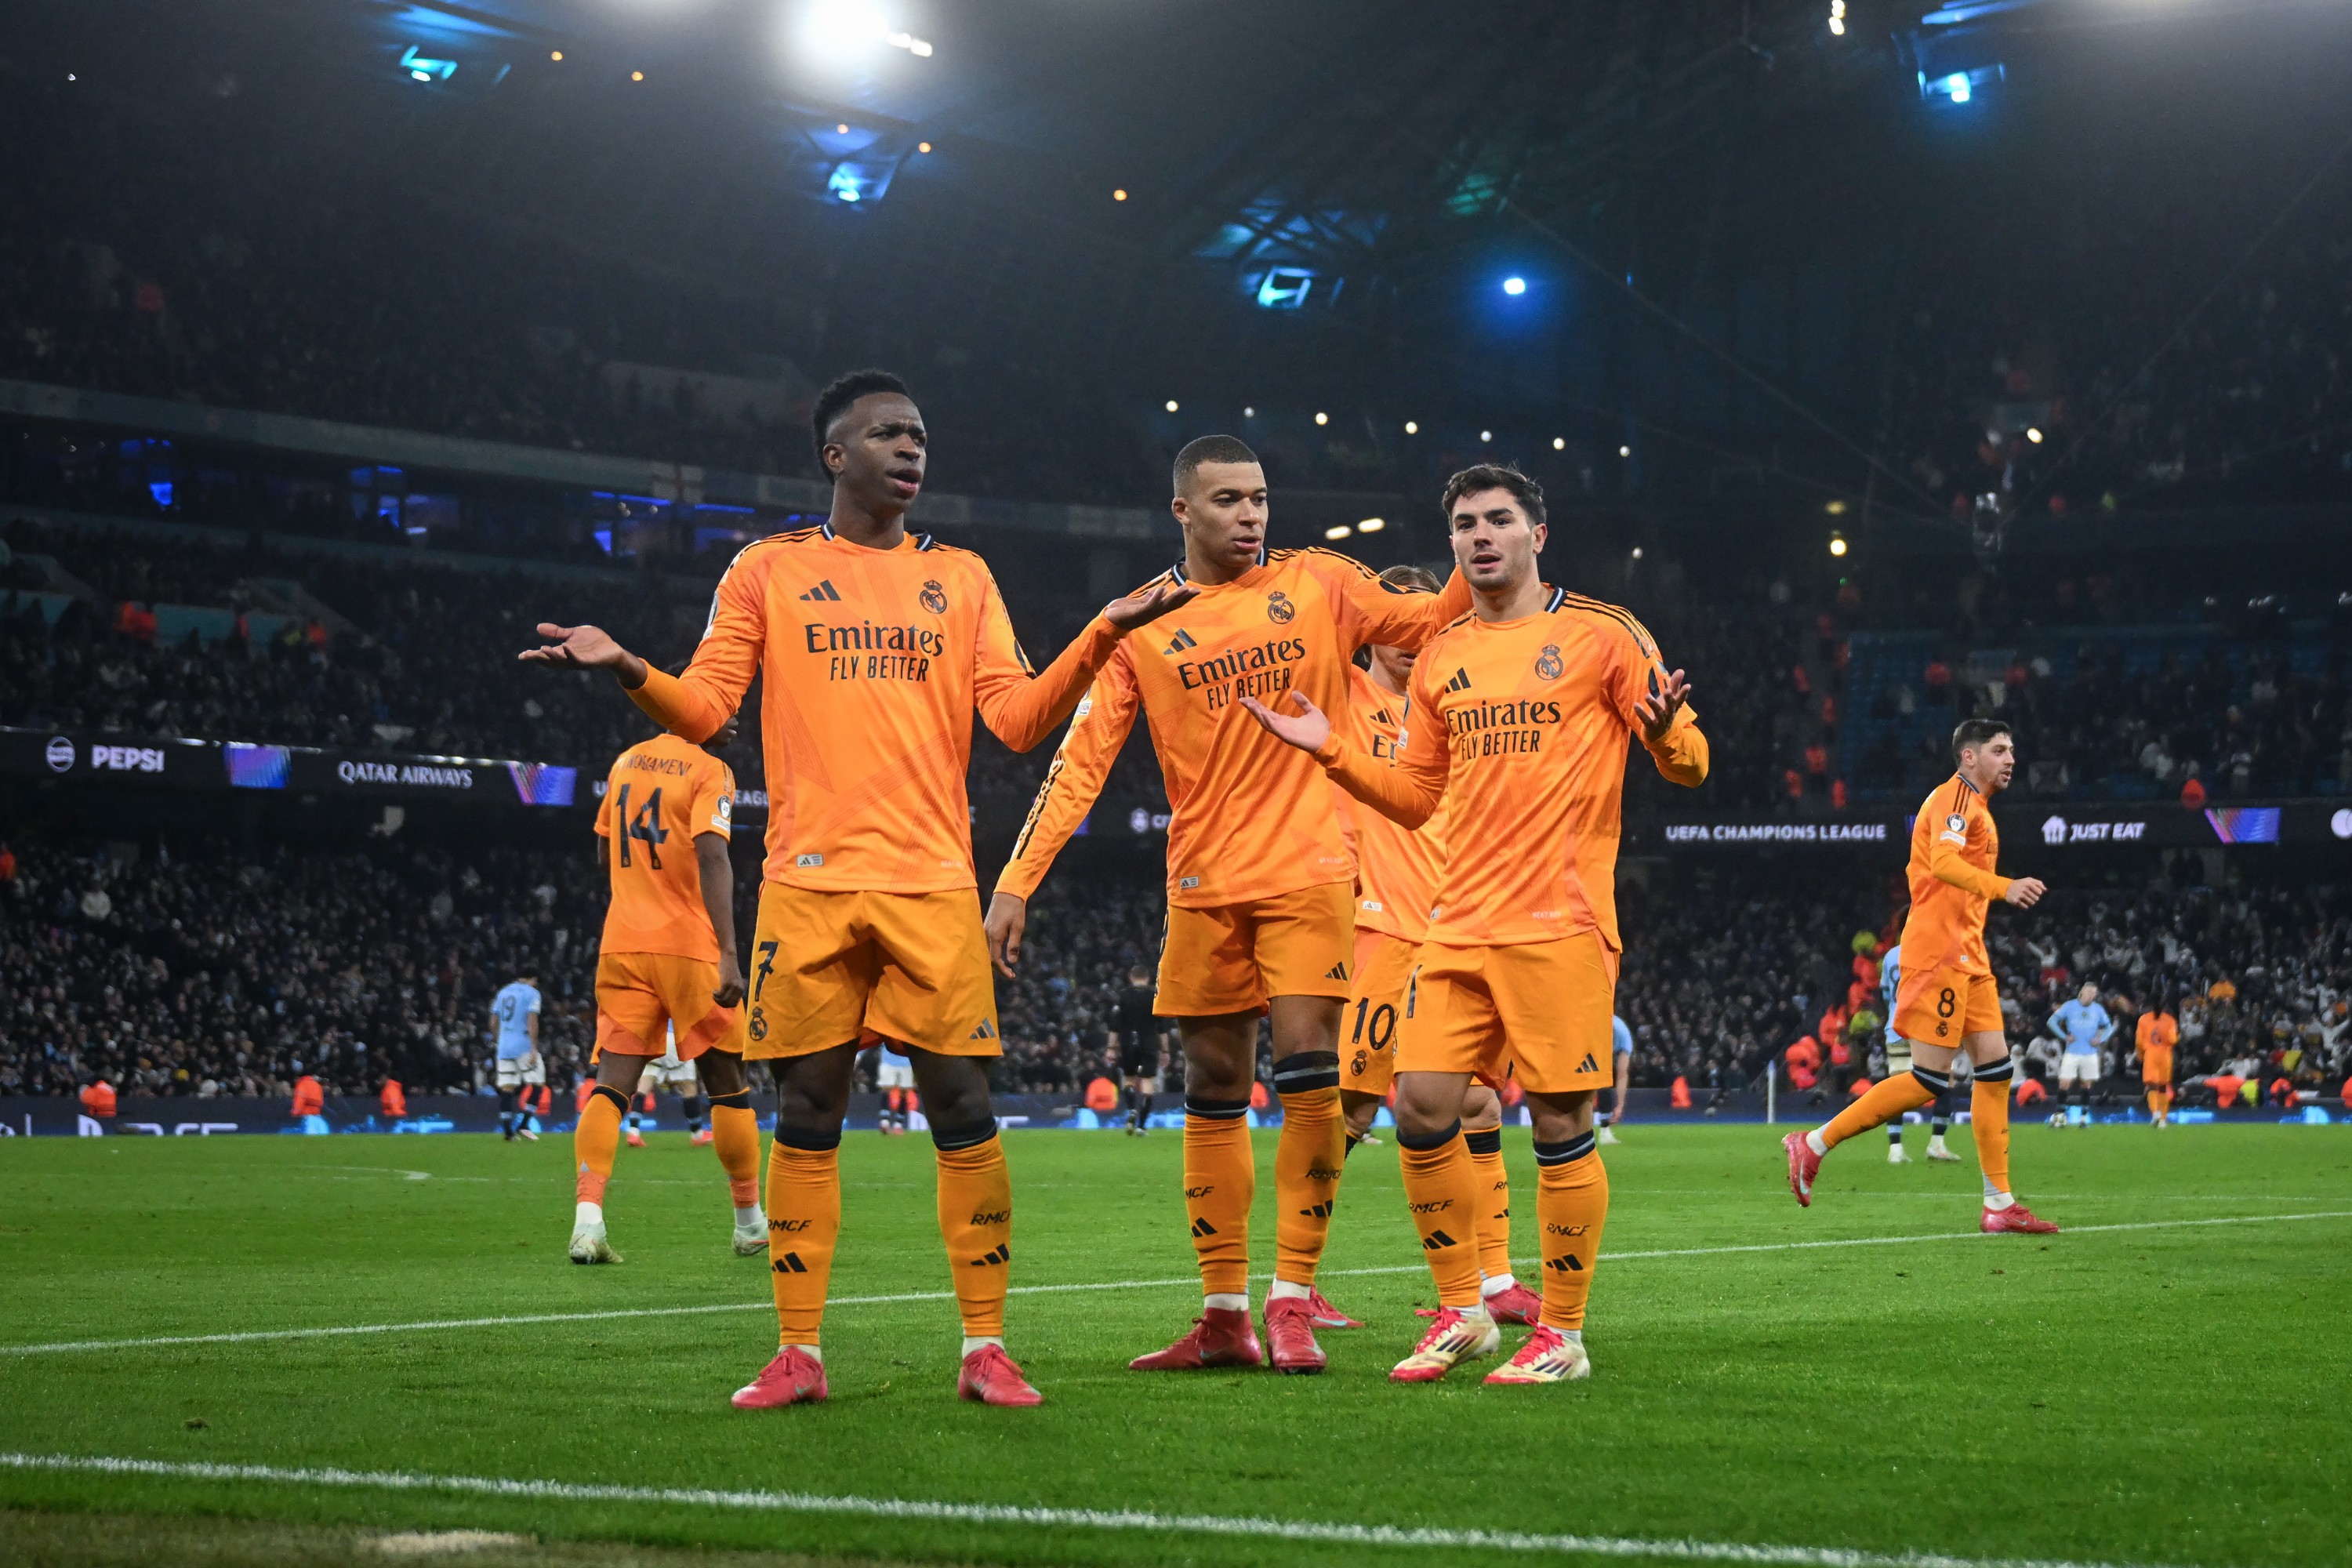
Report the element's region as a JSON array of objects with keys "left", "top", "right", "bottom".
[
  {"left": 1392, "top": 1081, "right": 1459, "bottom": 1142},
  {"left": 909, "top": 1051, "right": 993, "bottom": 1128},
  {"left": 698, "top": 1050, "right": 747, "bottom": 1096}
]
